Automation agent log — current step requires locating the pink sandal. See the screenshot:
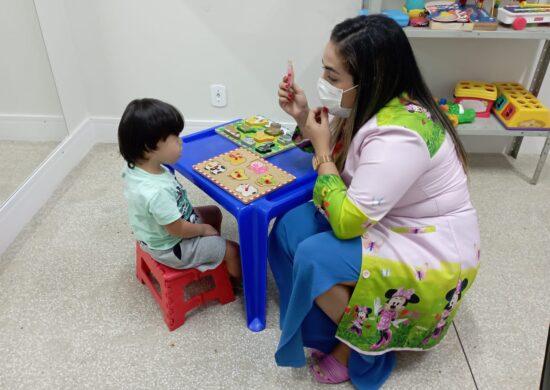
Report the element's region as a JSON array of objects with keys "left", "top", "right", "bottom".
[
  {"left": 309, "top": 354, "right": 350, "bottom": 384},
  {"left": 308, "top": 348, "right": 326, "bottom": 361}
]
